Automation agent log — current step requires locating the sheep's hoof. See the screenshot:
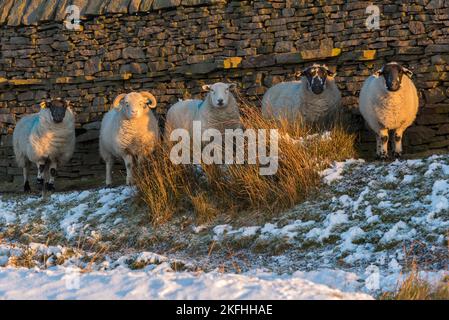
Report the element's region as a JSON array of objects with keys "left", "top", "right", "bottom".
[
  {"left": 45, "top": 183, "right": 55, "bottom": 192},
  {"left": 393, "top": 152, "right": 402, "bottom": 159},
  {"left": 36, "top": 178, "right": 44, "bottom": 190},
  {"left": 24, "top": 181, "right": 31, "bottom": 192},
  {"left": 376, "top": 154, "right": 389, "bottom": 161}
]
